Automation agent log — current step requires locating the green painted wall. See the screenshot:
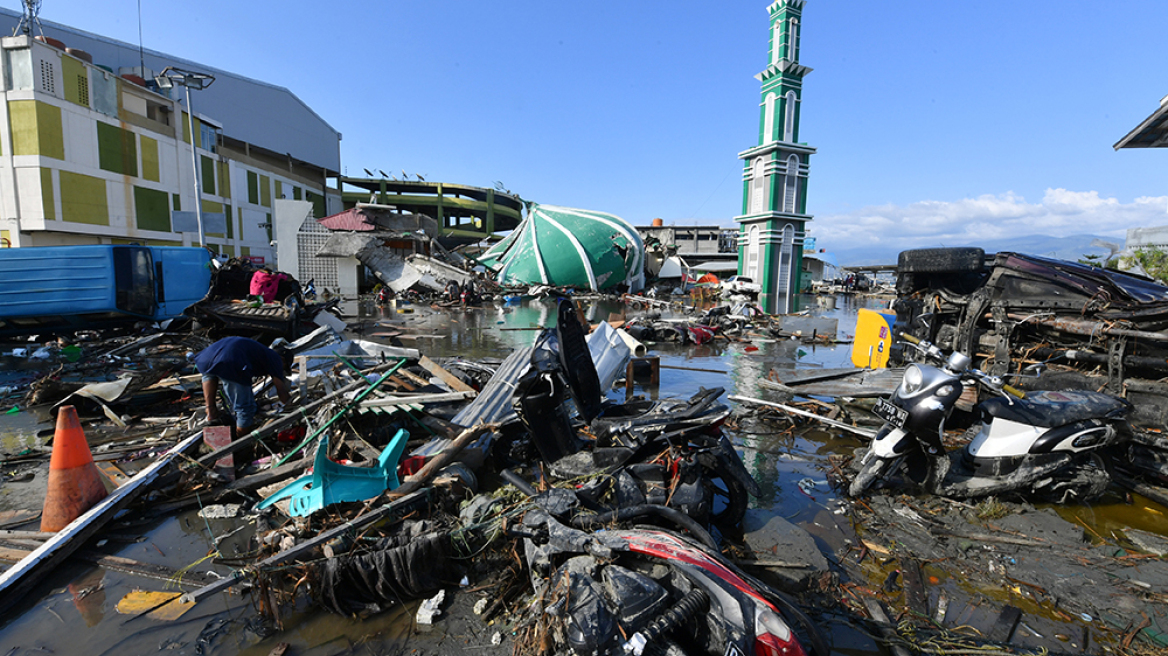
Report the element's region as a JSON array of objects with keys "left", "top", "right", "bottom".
[
  {"left": 293, "top": 186, "right": 302, "bottom": 200},
  {"left": 134, "top": 185, "right": 170, "bottom": 232},
  {"left": 218, "top": 161, "right": 231, "bottom": 198},
  {"left": 59, "top": 171, "right": 108, "bottom": 225},
  {"left": 247, "top": 171, "right": 258, "bottom": 204},
  {"left": 259, "top": 174, "right": 271, "bottom": 207},
  {"left": 140, "top": 135, "right": 160, "bottom": 182},
  {"left": 305, "top": 190, "right": 325, "bottom": 218},
  {"left": 9, "top": 100, "right": 64, "bottom": 159},
  {"left": 61, "top": 56, "right": 89, "bottom": 108},
  {"left": 97, "top": 121, "right": 138, "bottom": 177},
  {"left": 181, "top": 112, "right": 204, "bottom": 146},
  {"left": 201, "top": 155, "right": 215, "bottom": 194}
]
